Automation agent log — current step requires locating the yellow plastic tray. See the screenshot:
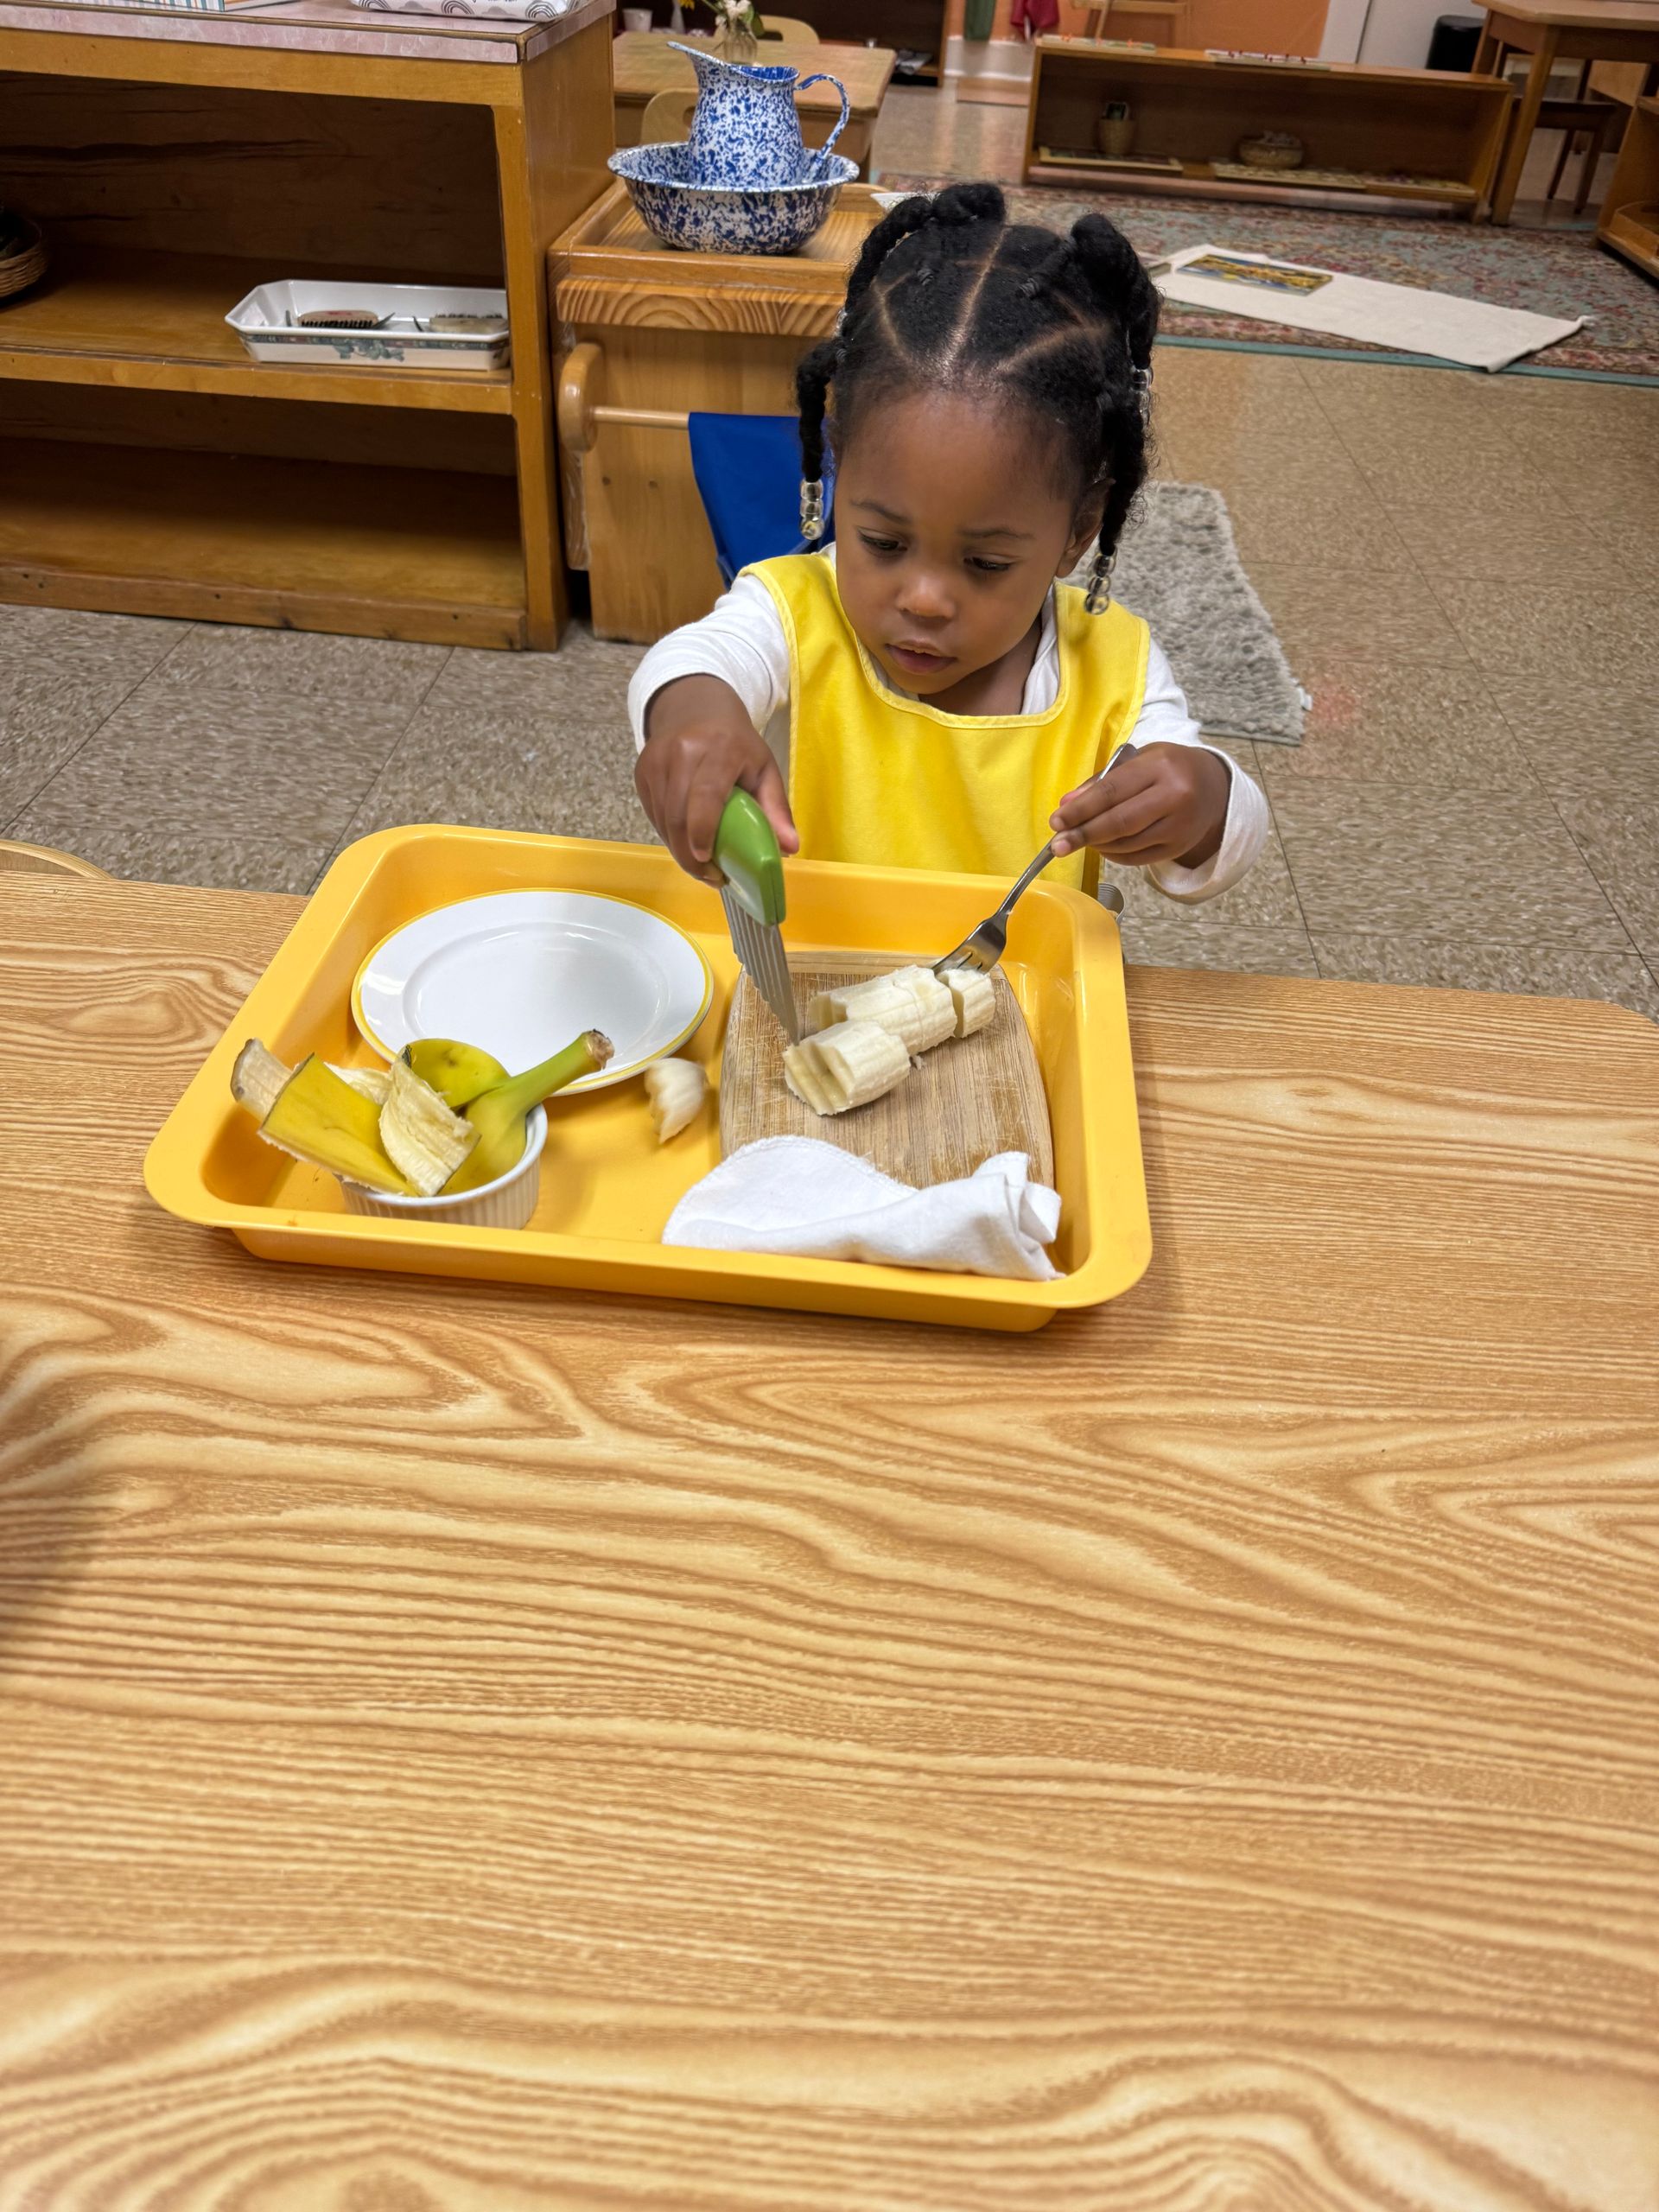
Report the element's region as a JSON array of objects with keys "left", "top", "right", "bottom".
[{"left": 144, "top": 828, "right": 1152, "bottom": 1332}]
